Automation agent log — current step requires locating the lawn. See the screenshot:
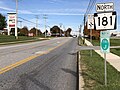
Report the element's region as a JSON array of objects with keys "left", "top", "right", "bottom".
[
  {"left": 80, "top": 50, "right": 120, "bottom": 90},
  {"left": 87, "top": 38, "right": 120, "bottom": 46},
  {"left": 110, "top": 48, "right": 120, "bottom": 56},
  {"left": 0, "top": 35, "right": 48, "bottom": 45},
  {"left": 110, "top": 39, "right": 120, "bottom": 46},
  {"left": 87, "top": 38, "right": 120, "bottom": 56}
]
